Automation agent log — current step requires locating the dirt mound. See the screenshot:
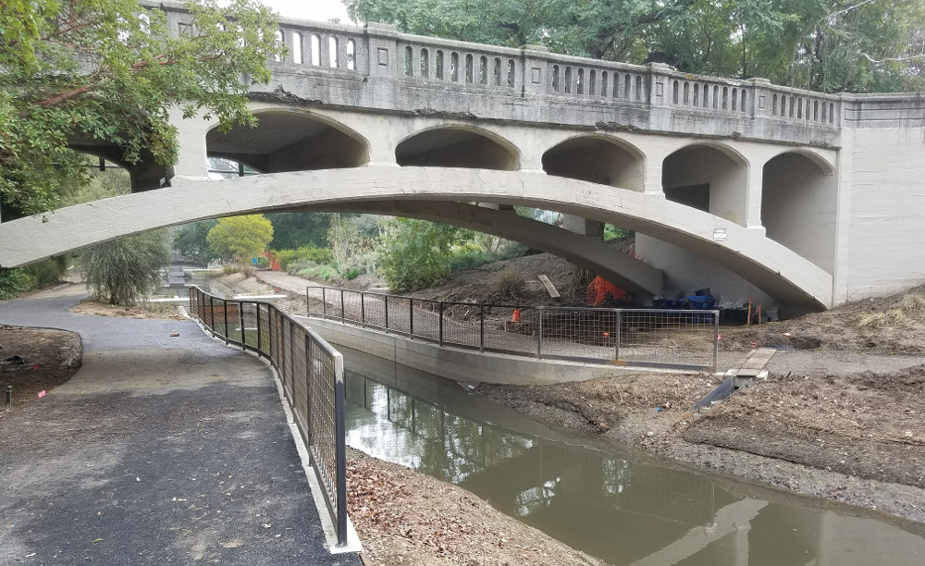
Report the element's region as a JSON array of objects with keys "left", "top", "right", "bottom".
[
  {"left": 721, "top": 285, "right": 925, "bottom": 355},
  {"left": 0, "top": 326, "right": 82, "bottom": 409}
]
